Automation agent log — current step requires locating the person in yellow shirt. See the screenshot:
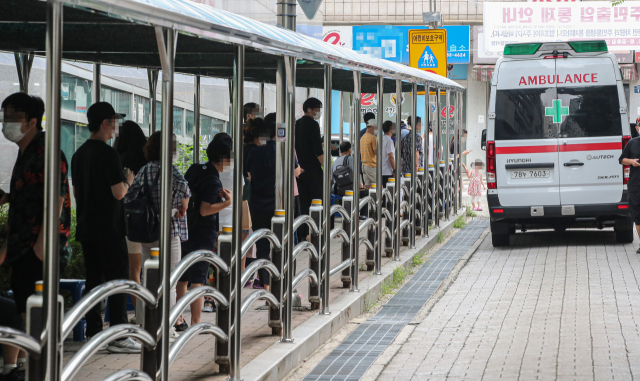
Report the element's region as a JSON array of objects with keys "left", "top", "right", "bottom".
[{"left": 360, "top": 118, "right": 378, "bottom": 189}]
